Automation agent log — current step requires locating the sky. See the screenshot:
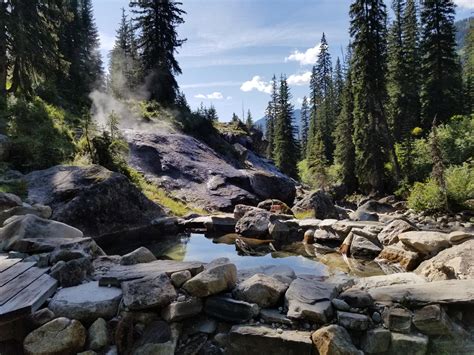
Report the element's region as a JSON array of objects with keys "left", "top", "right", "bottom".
[{"left": 94, "top": 0, "right": 473, "bottom": 122}]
